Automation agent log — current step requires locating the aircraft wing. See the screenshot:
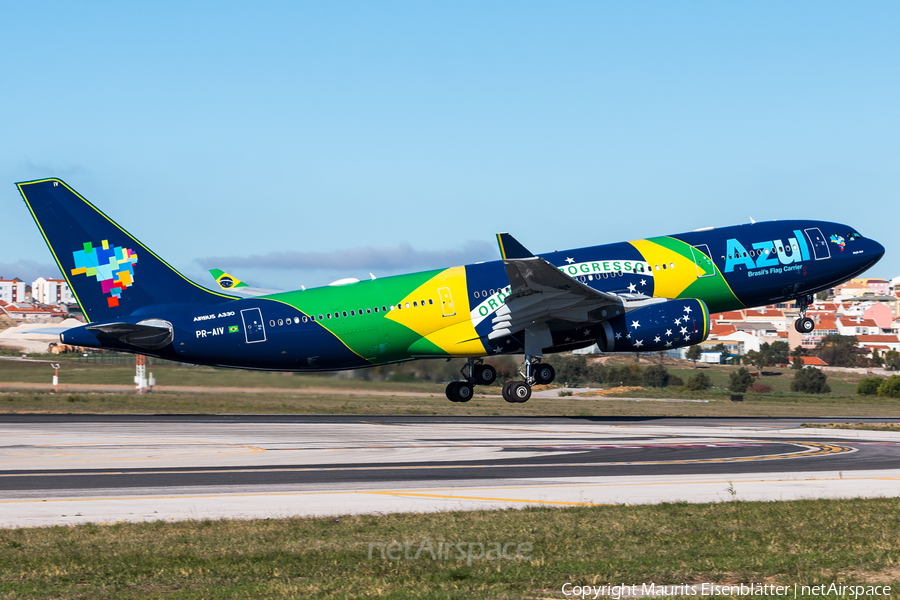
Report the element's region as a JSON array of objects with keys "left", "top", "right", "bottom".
[
  {"left": 489, "top": 233, "right": 663, "bottom": 340},
  {"left": 209, "top": 269, "right": 285, "bottom": 297}
]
